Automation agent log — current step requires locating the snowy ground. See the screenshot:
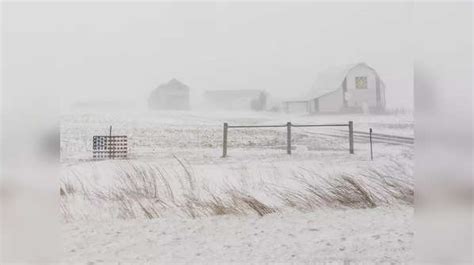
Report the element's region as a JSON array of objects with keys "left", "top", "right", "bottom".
[
  {"left": 60, "top": 110, "right": 414, "bottom": 263},
  {"left": 62, "top": 206, "right": 413, "bottom": 264},
  {"left": 60, "top": 110, "right": 413, "bottom": 162}
]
